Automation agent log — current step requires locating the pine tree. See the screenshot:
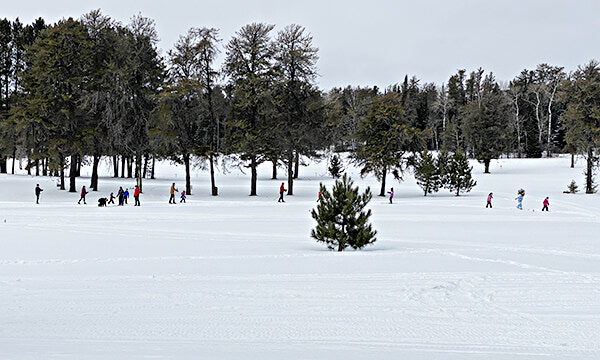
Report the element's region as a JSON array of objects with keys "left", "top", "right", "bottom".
[
  {"left": 310, "top": 174, "right": 377, "bottom": 251},
  {"left": 414, "top": 149, "right": 440, "bottom": 196},
  {"left": 447, "top": 151, "right": 476, "bottom": 196},
  {"left": 564, "top": 180, "right": 579, "bottom": 194},
  {"left": 328, "top": 154, "right": 344, "bottom": 178},
  {"left": 436, "top": 150, "right": 451, "bottom": 188}
]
